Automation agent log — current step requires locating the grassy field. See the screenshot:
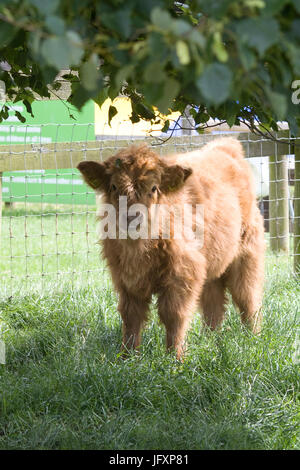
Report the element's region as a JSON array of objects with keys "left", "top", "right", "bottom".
[{"left": 0, "top": 204, "right": 299, "bottom": 450}]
